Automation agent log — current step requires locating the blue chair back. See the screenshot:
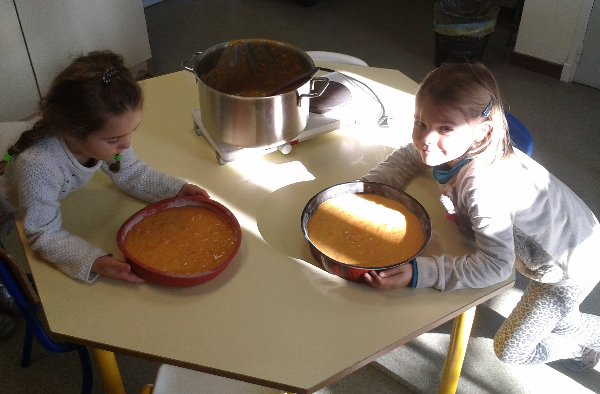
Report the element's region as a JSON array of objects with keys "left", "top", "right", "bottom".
[
  {"left": 505, "top": 112, "right": 533, "bottom": 156},
  {"left": 0, "top": 249, "right": 93, "bottom": 394}
]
